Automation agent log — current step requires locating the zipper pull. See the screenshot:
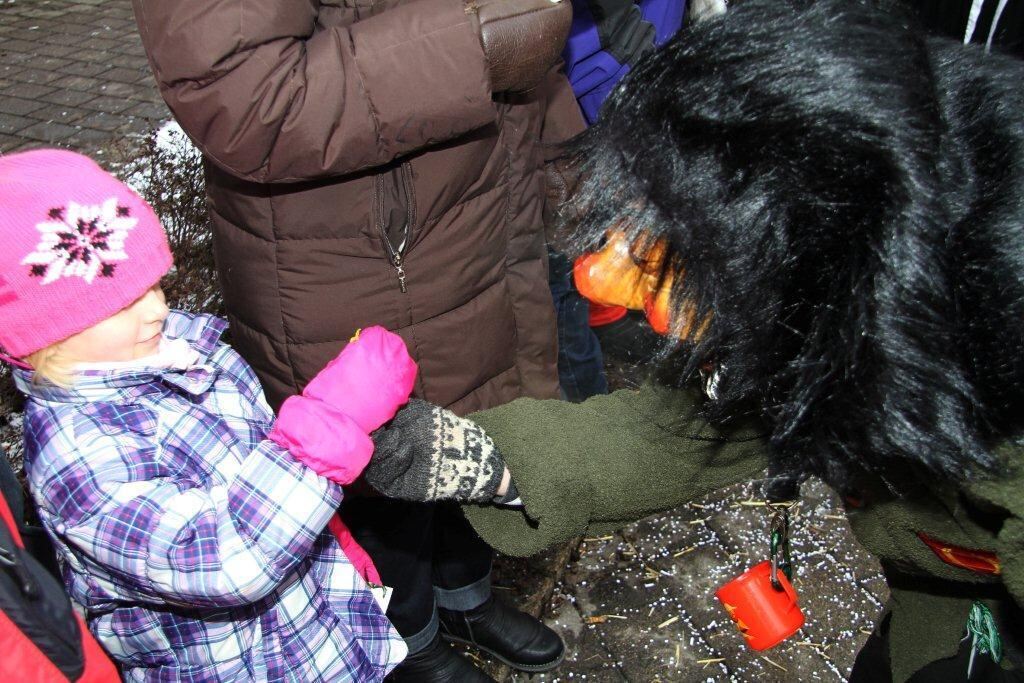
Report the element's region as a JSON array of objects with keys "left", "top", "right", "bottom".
[
  {"left": 394, "top": 254, "right": 408, "bottom": 293},
  {"left": 0, "top": 546, "right": 38, "bottom": 599}
]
